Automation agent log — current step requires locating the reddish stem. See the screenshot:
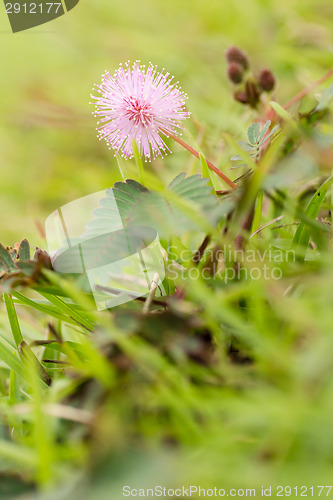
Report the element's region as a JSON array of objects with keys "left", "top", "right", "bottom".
[
  {"left": 283, "top": 68, "right": 333, "bottom": 110},
  {"left": 163, "top": 130, "right": 237, "bottom": 189},
  {"left": 267, "top": 67, "right": 333, "bottom": 128}
]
